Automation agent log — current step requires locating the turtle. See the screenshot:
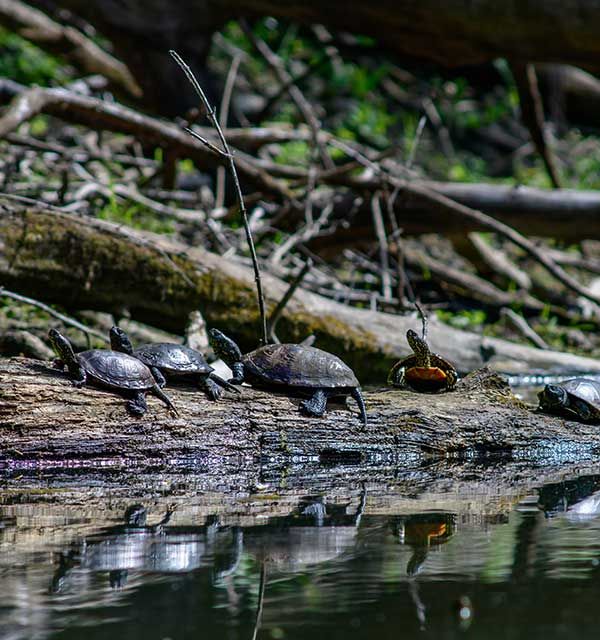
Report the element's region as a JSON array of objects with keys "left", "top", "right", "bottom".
[
  {"left": 387, "top": 329, "right": 457, "bottom": 392},
  {"left": 208, "top": 329, "right": 367, "bottom": 426},
  {"left": 48, "top": 328, "right": 177, "bottom": 416},
  {"left": 109, "top": 326, "right": 239, "bottom": 400},
  {"left": 538, "top": 378, "right": 600, "bottom": 422}
]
